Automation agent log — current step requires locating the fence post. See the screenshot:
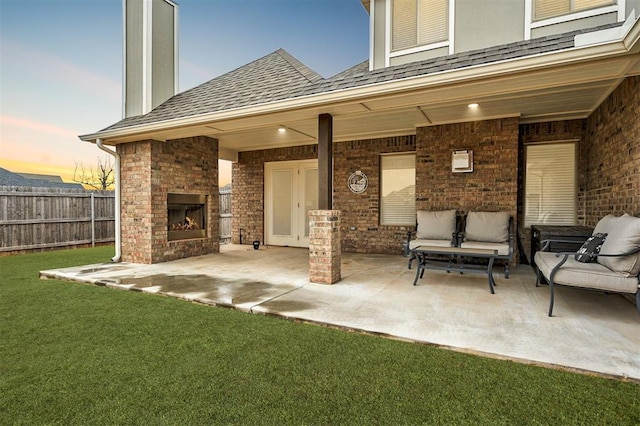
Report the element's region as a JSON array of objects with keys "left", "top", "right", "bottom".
[{"left": 91, "top": 192, "right": 95, "bottom": 247}]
